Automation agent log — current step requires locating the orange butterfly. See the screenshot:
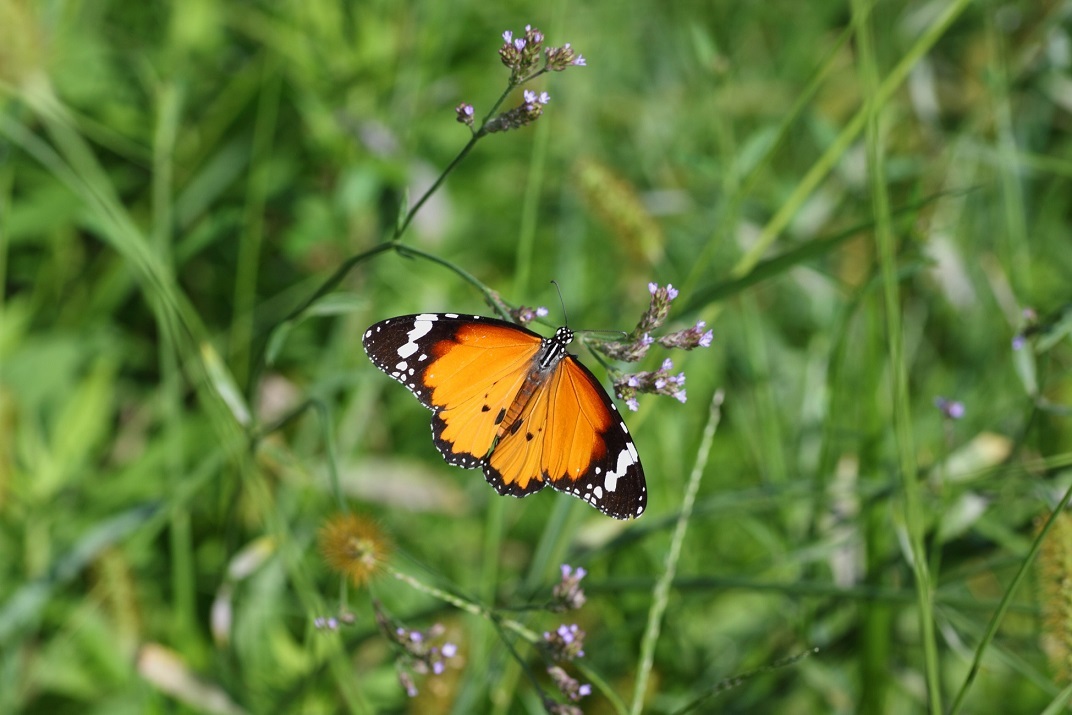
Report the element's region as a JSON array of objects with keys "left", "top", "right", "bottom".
[{"left": 363, "top": 313, "right": 646, "bottom": 519}]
